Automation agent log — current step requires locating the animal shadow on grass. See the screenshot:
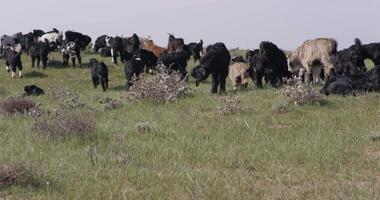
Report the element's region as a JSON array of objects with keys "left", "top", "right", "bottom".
[{"left": 24, "top": 71, "right": 48, "bottom": 78}]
